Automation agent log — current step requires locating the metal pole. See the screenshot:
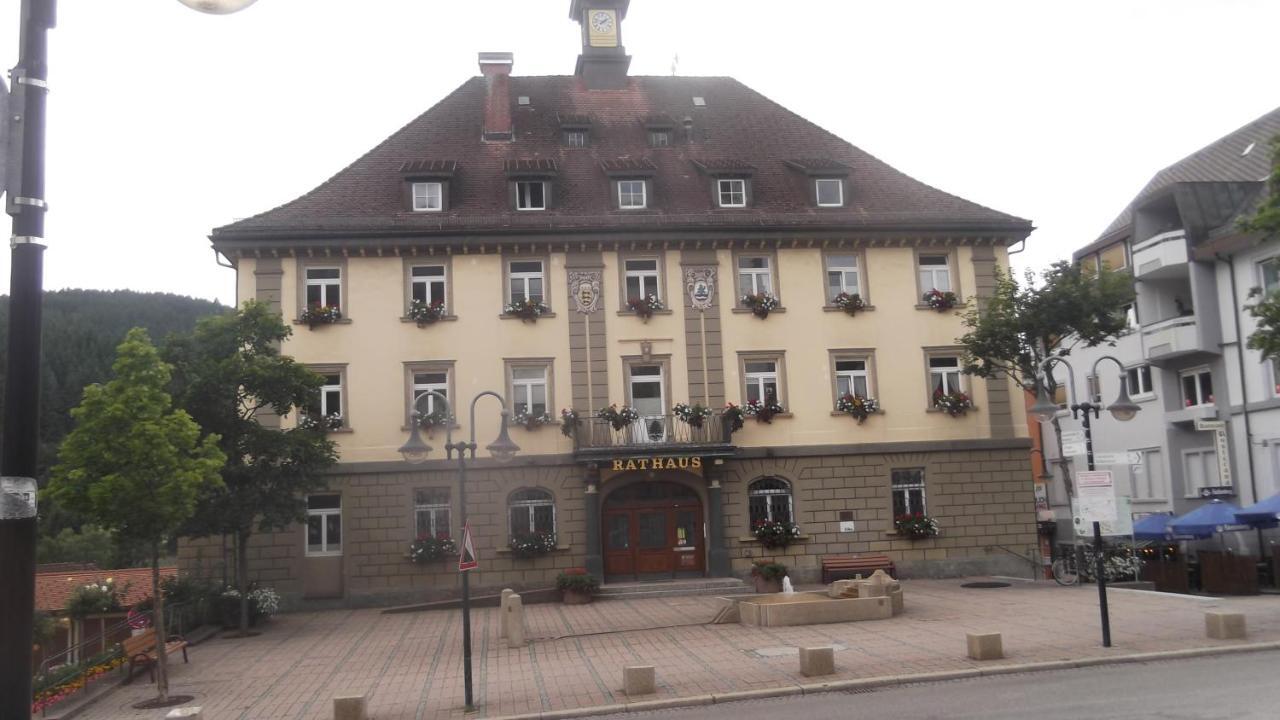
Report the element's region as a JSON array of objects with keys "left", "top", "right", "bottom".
[
  {"left": 457, "top": 442, "right": 474, "bottom": 712},
  {"left": 1081, "top": 407, "right": 1112, "bottom": 647},
  {"left": 1, "top": 2, "right": 54, "bottom": 718}
]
